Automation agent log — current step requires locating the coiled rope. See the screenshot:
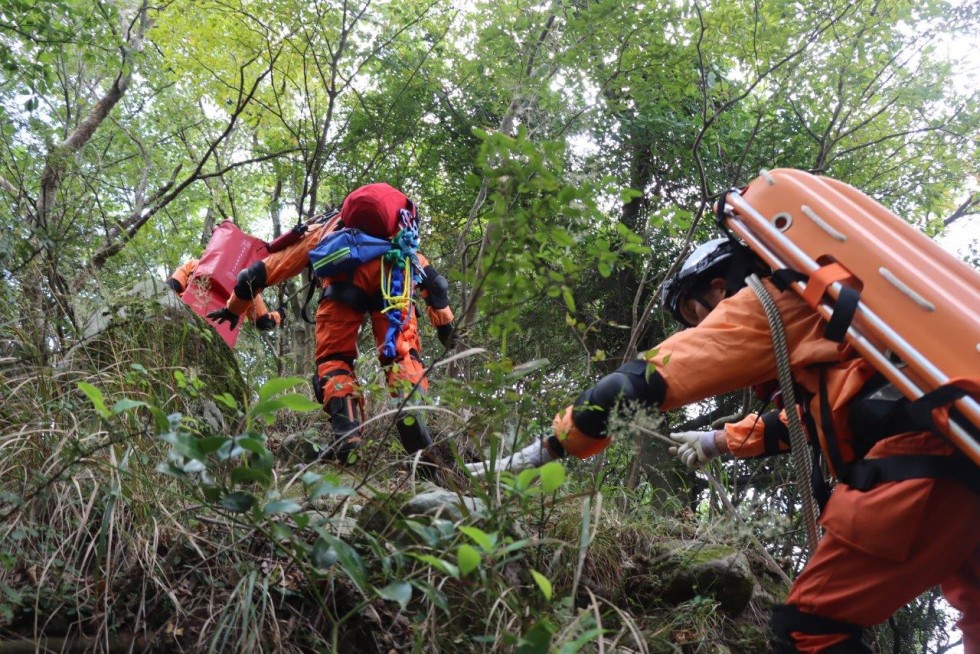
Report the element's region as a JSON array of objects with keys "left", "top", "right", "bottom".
[{"left": 747, "top": 273, "right": 821, "bottom": 555}]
